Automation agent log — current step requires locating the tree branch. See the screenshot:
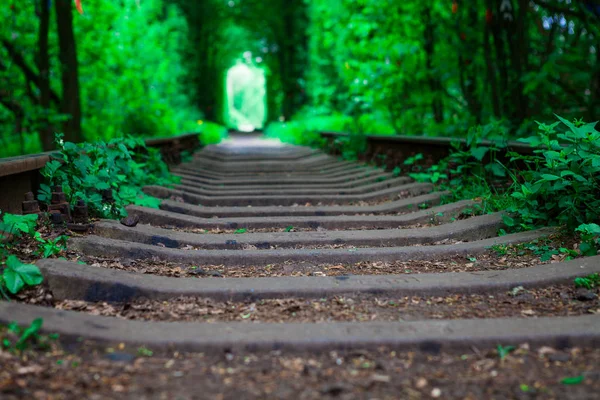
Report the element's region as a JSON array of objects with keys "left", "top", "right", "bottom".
[
  {"left": 1, "top": 38, "right": 61, "bottom": 105},
  {"left": 531, "top": 0, "right": 588, "bottom": 19}
]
